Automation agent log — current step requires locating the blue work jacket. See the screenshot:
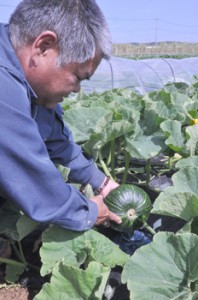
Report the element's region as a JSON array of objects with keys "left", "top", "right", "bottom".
[{"left": 0, "top": 24, "right": 105, "bottom": 231}]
